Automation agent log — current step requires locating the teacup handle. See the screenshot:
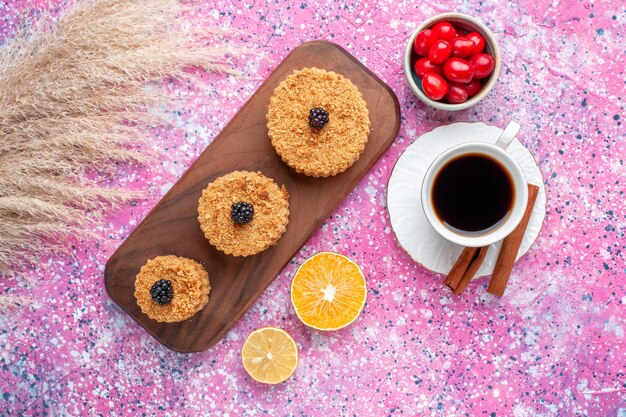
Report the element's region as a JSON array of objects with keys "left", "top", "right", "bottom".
[{"left": 495, "top": 121, "right": 521, "bottom": 150}]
